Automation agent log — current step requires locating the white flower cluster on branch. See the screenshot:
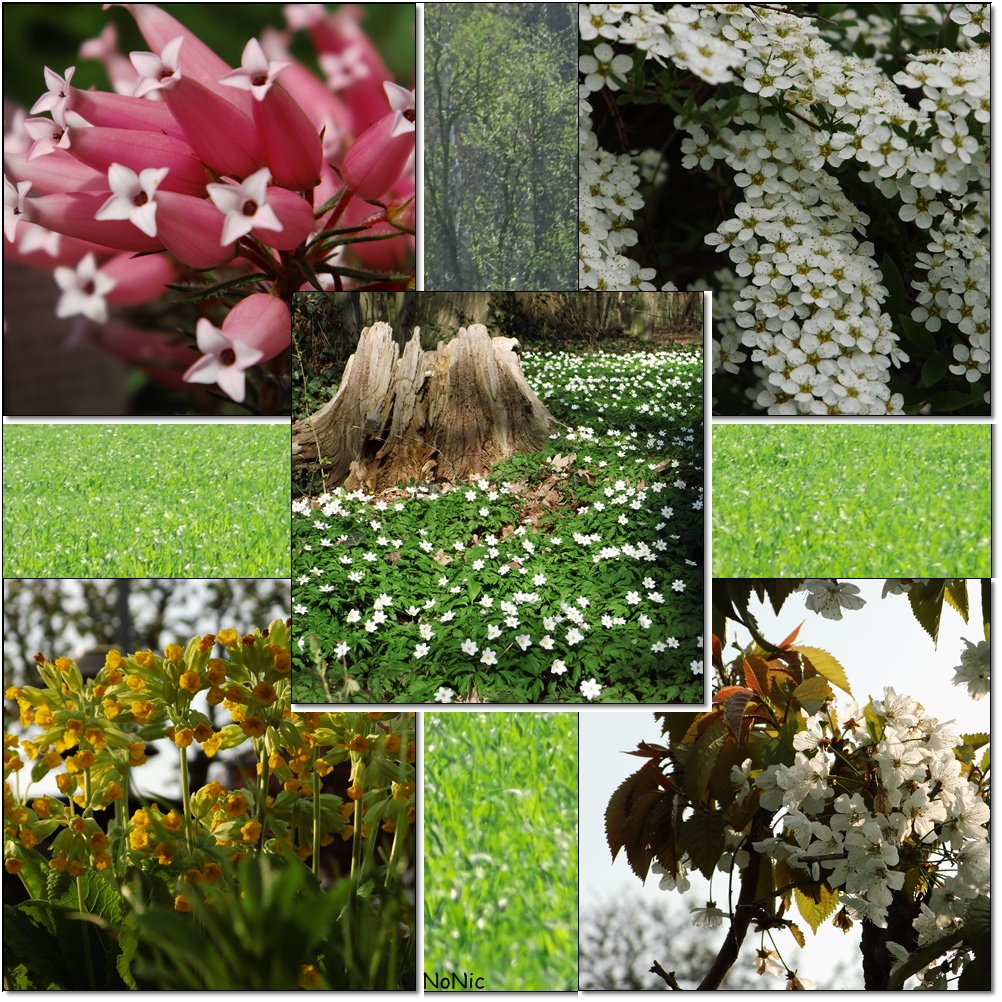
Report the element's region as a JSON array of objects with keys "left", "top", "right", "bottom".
[{"left": 578, "top": 3, "right": 989, "bottom": 414}]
